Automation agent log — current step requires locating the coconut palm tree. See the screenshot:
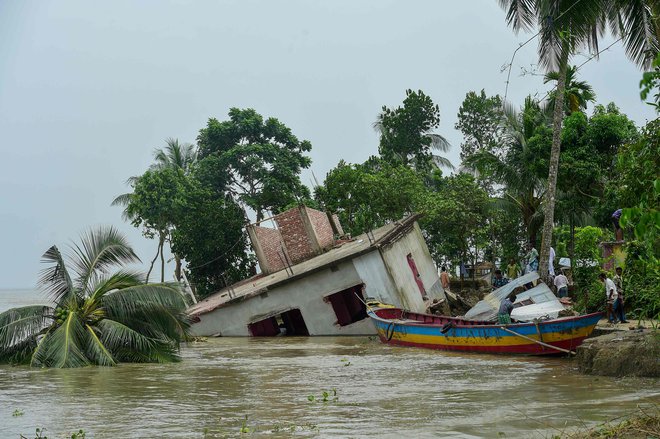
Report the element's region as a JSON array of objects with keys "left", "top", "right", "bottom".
[
  {"left": 0, "top": 227, "right": 190, "bottom": 368},
  {"left": 497, "top": 0, "right": 659, "bottom": 282},
  {"left": 464, "top": 96, "right": 548, "bottom": 245},
  {"left": 112, "top": 138, "right": 197, "bottom": 283},
  {"left": 151, "top": 138, "right": 197, "bottom": 173},
  {"left": 544, "top": 65, "right": 597, "bottom": 115}
]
